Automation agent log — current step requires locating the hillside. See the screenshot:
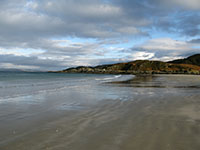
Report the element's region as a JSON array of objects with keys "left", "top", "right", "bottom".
[
  {"left": 58, "top": 59, "right": 200, "bottom": 75},
  {"left": 169, "top": 54, "right": 200, "bottom": 66}
]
